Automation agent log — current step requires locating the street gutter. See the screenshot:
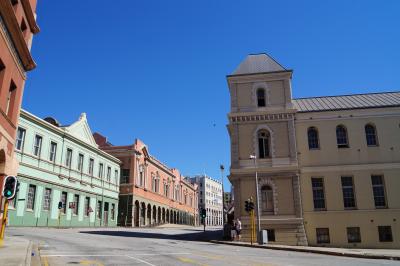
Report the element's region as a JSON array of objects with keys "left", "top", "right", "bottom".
[{"left": 209, "top": 240, "right": 400, "bottom": 261}]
